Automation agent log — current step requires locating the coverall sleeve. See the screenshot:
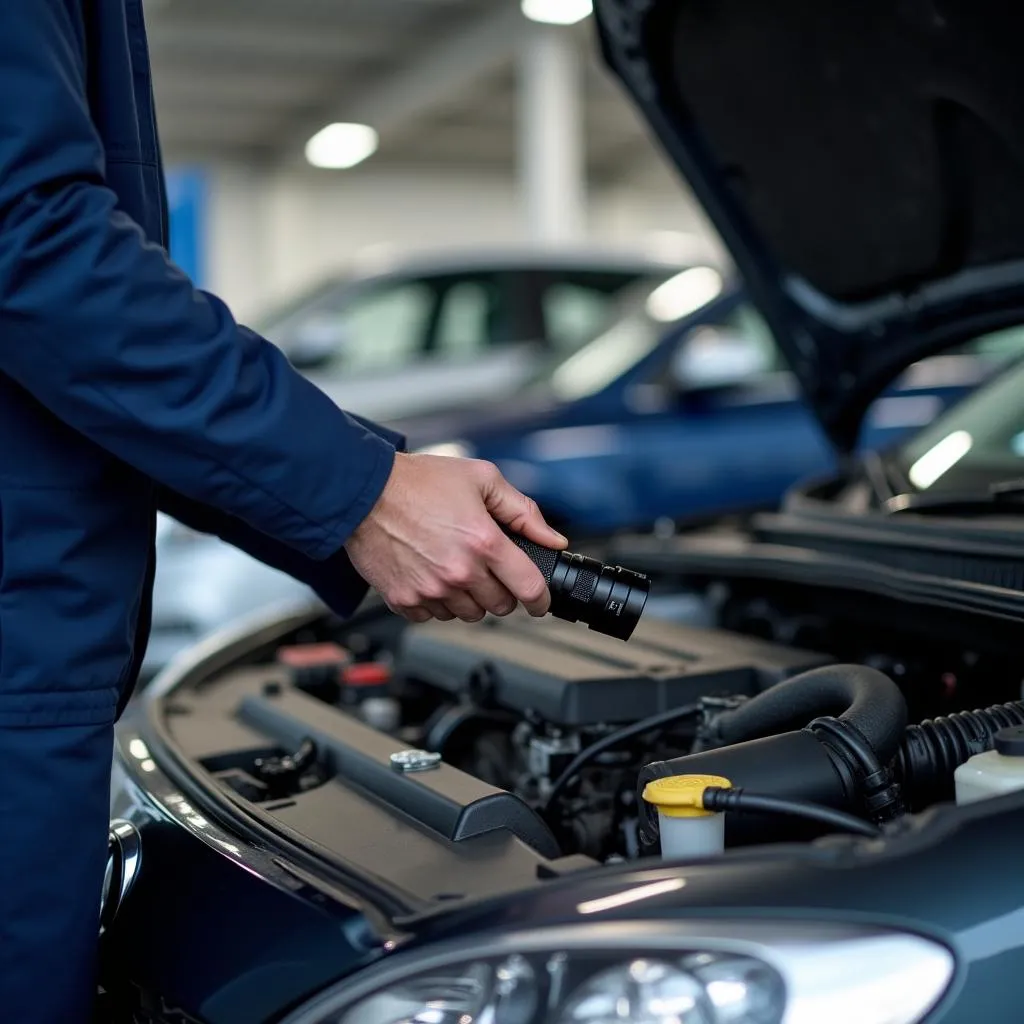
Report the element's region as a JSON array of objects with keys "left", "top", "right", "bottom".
[
  {"left": 0, "top": 1, "right": 396, "bottom": 563},
  {"left": 156, "top": 416, "right": 407, "bottom": 616}
]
